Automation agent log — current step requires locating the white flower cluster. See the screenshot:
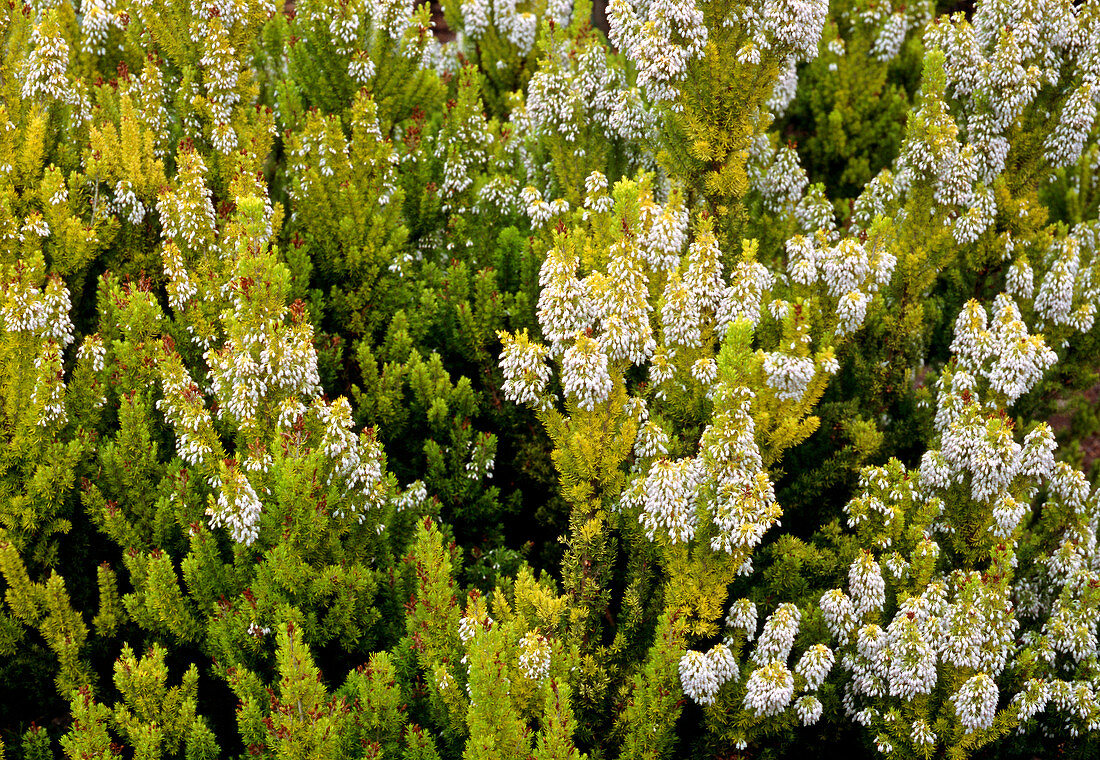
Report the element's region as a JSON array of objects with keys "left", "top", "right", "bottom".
[
  {"left": 606, "top": 0, "right": 707, "bottom": 106},
  {"left": 1033, "top": 234, "right": 1098, "bottom": 335},
  {"left": 950, "top": 295, "right": 1057, "bottom": 404},
  {"left": 584, "top": 171, "right": 614, "bottom": 214},
  {"left": 726, "top": 599, "right": 758, "bottom": 640},
  {"left": 785, "top": 235, "right": 895, "bottom": 336},
  {"left": 637, "top": 457, "right": 703, "bottom": 544},
  {"left": 561, "top": 334, "right": 613, "bottom": 412},
  {"left": 110, "top": 181, "right": 147, "bottom": 226},
  {"left": 198, "top": 21, "right": 242, "bottom": 153},
  {"left": 471, "top": 0, "right": 538, "bottom": 54},
  {"left": 921, "top": 0, "right": 1100, "bottom": 193},
  {"left": 760, "top": 351, "right": 816, "bottom": 402},
  {"left": 157, "top": 355, "right": 218, "bottom": 467},
  {"left": 796, "top": 644, "right": 835, "bottom": 691},
  {"left": 698, "top": 388, "right": 781, "bottom": 560},
  {"left": 162, "top": 241, "right": 198, "bottom": 313},
  {"left": 368, "top": 0, "right": 421, "bottom": 41},
  {"left": 881, "top": 591, "right": 941, "bottom": 699},
  {"left": 517, "top": 631, "right": 551, "bottom": 682},
  {"left": 135, "top": 59, "right": 171, "bottom": 156},
  {"left": 521, "top": 186, "right": 554, "bottom": 228},
  {"left": 634, "top": 419, "right": 669, "bottom": 459},
  {"left": 849, "top": 552, "right": 886, "bottom": 616},
  {"left": 498, "top": 329, "right": 551, "bottom": 406},
  {"left": 679, "top": 643, "right": 738, "bottom": 706},
  {"left": 795, "top": 695, "right": 823, "bottom": 725},
  {"left": 821, "top": 589, "right": 858, "bottom": 645},
  {"left": 522, "top": 36, "right": 656, "bottom": 148},
  {"left": 31, "top": 340, "right": 67, "bottom": 427},
  {"left": 734, "top": 0, "right": 828, "bottom": 61},
  {"left": 952, "top": 673, "right": 999, "bottom": 733},
  {"left": 638, "top": 193, "right": 690, "bottom": 271},
  {"left": 536, "top": 237, "right": 593, "bottom": 354},
  {"left": 441, "top": 98, "right": 494, "bottom": 203},
  {"left": 206, "top": 311, "right": 320, "bottom": 432},
  {"left": 743, "top": 660, "right": 796, "bottom": 717},
  {"left": 157, "top": 151, "right": 217, "bottom": 250},
  {"left": 208, "top": 465, "right": 264, "bottom": 546},
  {"left": 929, "top": 368, "right": 1057, "bottom": 506},
  {"left": 477, "top": 175, "right": 520, "bottom": 217},
  {"left": 396, "top": 480, "right": 428, "bottom": 512},
  {"left": 77, "top": 334, "right": 106, "bottom": 374},
  {"left": 893, "top": 76, "right": 999, "bottom": 244},
  {"left": 755, "top": 145, "right": 809, "bottom": 217},
  {"left": 716, "top": 259, "right": 774, "bottom": 330},
  {"left": 458, "top": 594, "right": 494, "bottom": 645},
  {"left": 1046, "top": 83, "right": 1098, "bottom": 168},
  {"left": 0, "top": 273, "right": 75, "bottom": 347},
  {"left": 752, "top": 603, "right": 801, "bottom": 665},
  {"left": 591, "top": 243, "right": 655, "bottom": 364},
  {"left": 22, "top": 13, "right": 81, "bottom": 109},
  {"left": 314, "top": 397, "right": 388, "bottom": 520}
]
